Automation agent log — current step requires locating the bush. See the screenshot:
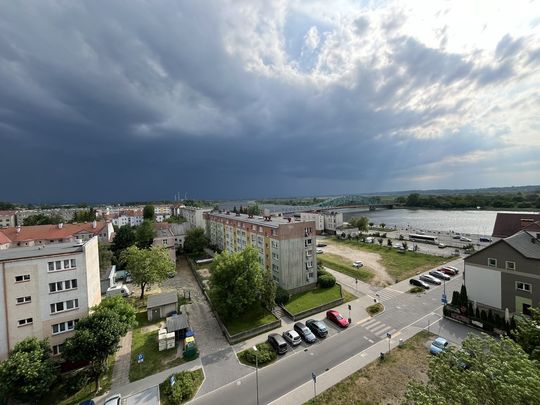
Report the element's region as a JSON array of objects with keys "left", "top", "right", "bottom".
[
  {"left": 63, "top": 370, "right": 90, "bottom": 396},
  {"left": 317, "top": 269, "right": 330, "bottom": 278},
  {"left": 318, "top": 274, "right": 336, "bottom": 288},
  {"left": 275, "top": 286, "right": 290, "bottom": 305},
  {"left": 241, "top": 343, "right": 276, "bottom": 366},
  {"left": 163, "top": 370, "right": 202, "bottom": 403},
  {"left": 443, "top": 305, "right": 449, "bottom": 317}
]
